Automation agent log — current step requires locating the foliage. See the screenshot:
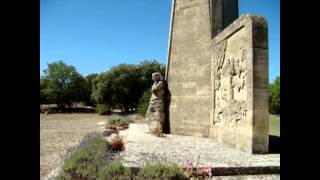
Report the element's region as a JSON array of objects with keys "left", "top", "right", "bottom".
[
  {"left": 91, "top": 64, "right": 143, "bottom": 112},
  {"left": 57, "top": 133, "right": 111, "bottom": 180},
  {"left": 110, "top": 135, "right": 125, "bottom": 152},
  {"left": 96, "top": 104, "right": 112, "bottom": 115},
  {"left": 137, "top": 90, "right": 151, "bottom": 117},
  {"left": 40, "top": 77, "right": 50, "bottom": 104},
  {"left": 83, "top": 73, "right": 98, "bottom": 106},
  {"left": 269, "top": 76, "right": 280, "bottom": 114},
  {"left": 41, "top": 60, "right": 88, "bottom": 109},
  {"left": 137, "top": 60, "right": 166, "bottom": 91},
  {"left": 107, "top": 115, "right": 134, "bottom": 129},
  {"left": 137, "top": 162, "right": 188, "bottom": 180},
  {"left": 98, "top": 161, "right": 132, "bottom": 180},
  {"left": 91, "top": 60, "right": 165, "bottom": 112},
  {"left": 41, "top": 60, "right": 165, "bottom": 112}
]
